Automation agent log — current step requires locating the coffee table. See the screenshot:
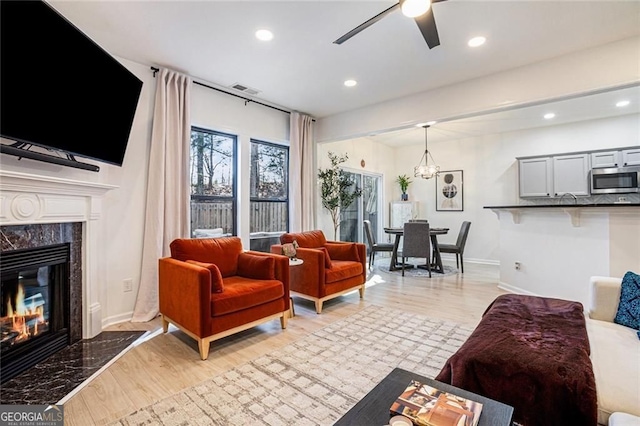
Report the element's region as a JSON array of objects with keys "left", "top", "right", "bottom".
[{"left": 334, "top": 367, "right": 513, "bottom": 426}]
